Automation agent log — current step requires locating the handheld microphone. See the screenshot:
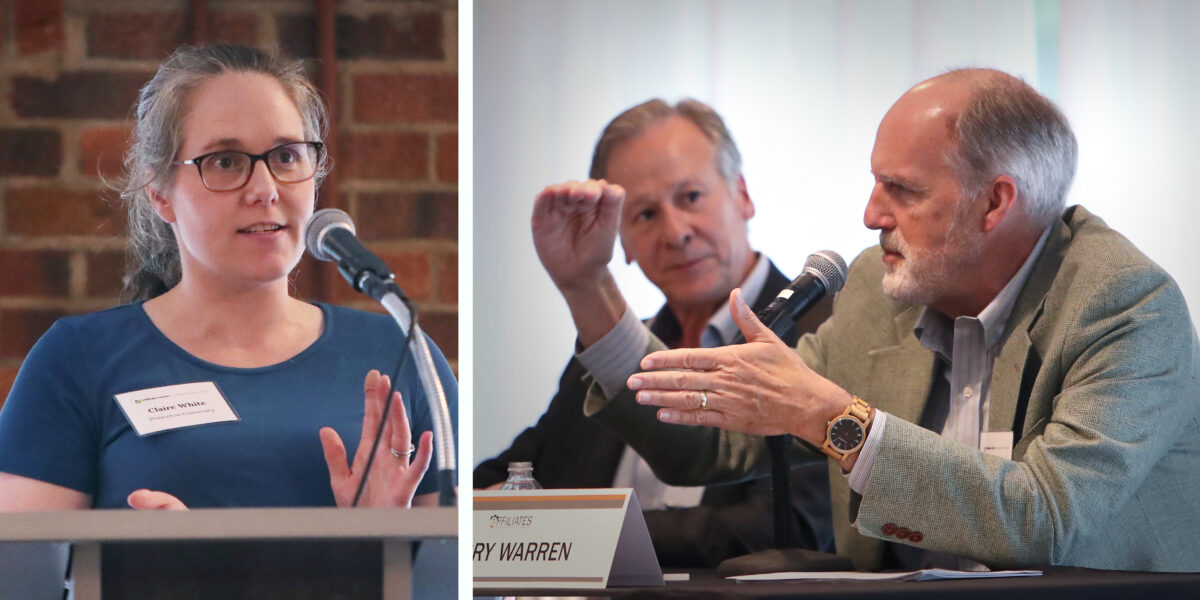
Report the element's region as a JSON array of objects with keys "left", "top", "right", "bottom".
[
  {"left": 305, "top": 208, "right": 402, "bottom": 302},
  {"left": 733, "top": 250, "right": 847, "bottom": 344}
]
